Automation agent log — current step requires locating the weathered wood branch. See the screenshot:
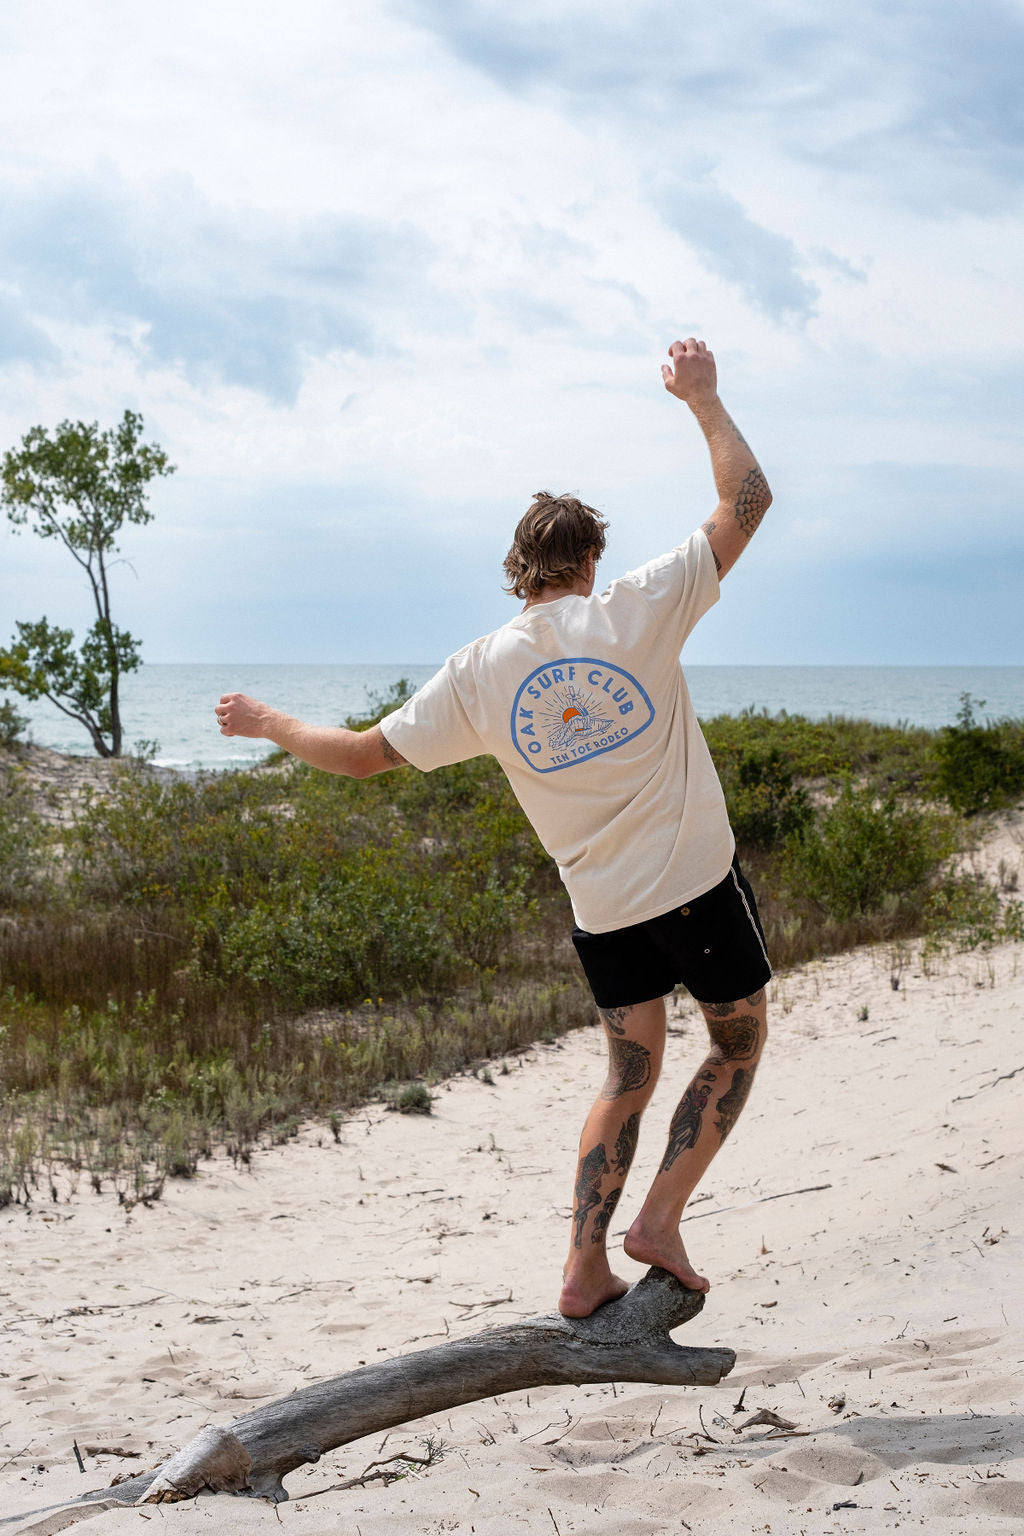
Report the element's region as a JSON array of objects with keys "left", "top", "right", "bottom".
[{"left": 5, "top": 1267, "right": 734, "bottom": 1527}]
